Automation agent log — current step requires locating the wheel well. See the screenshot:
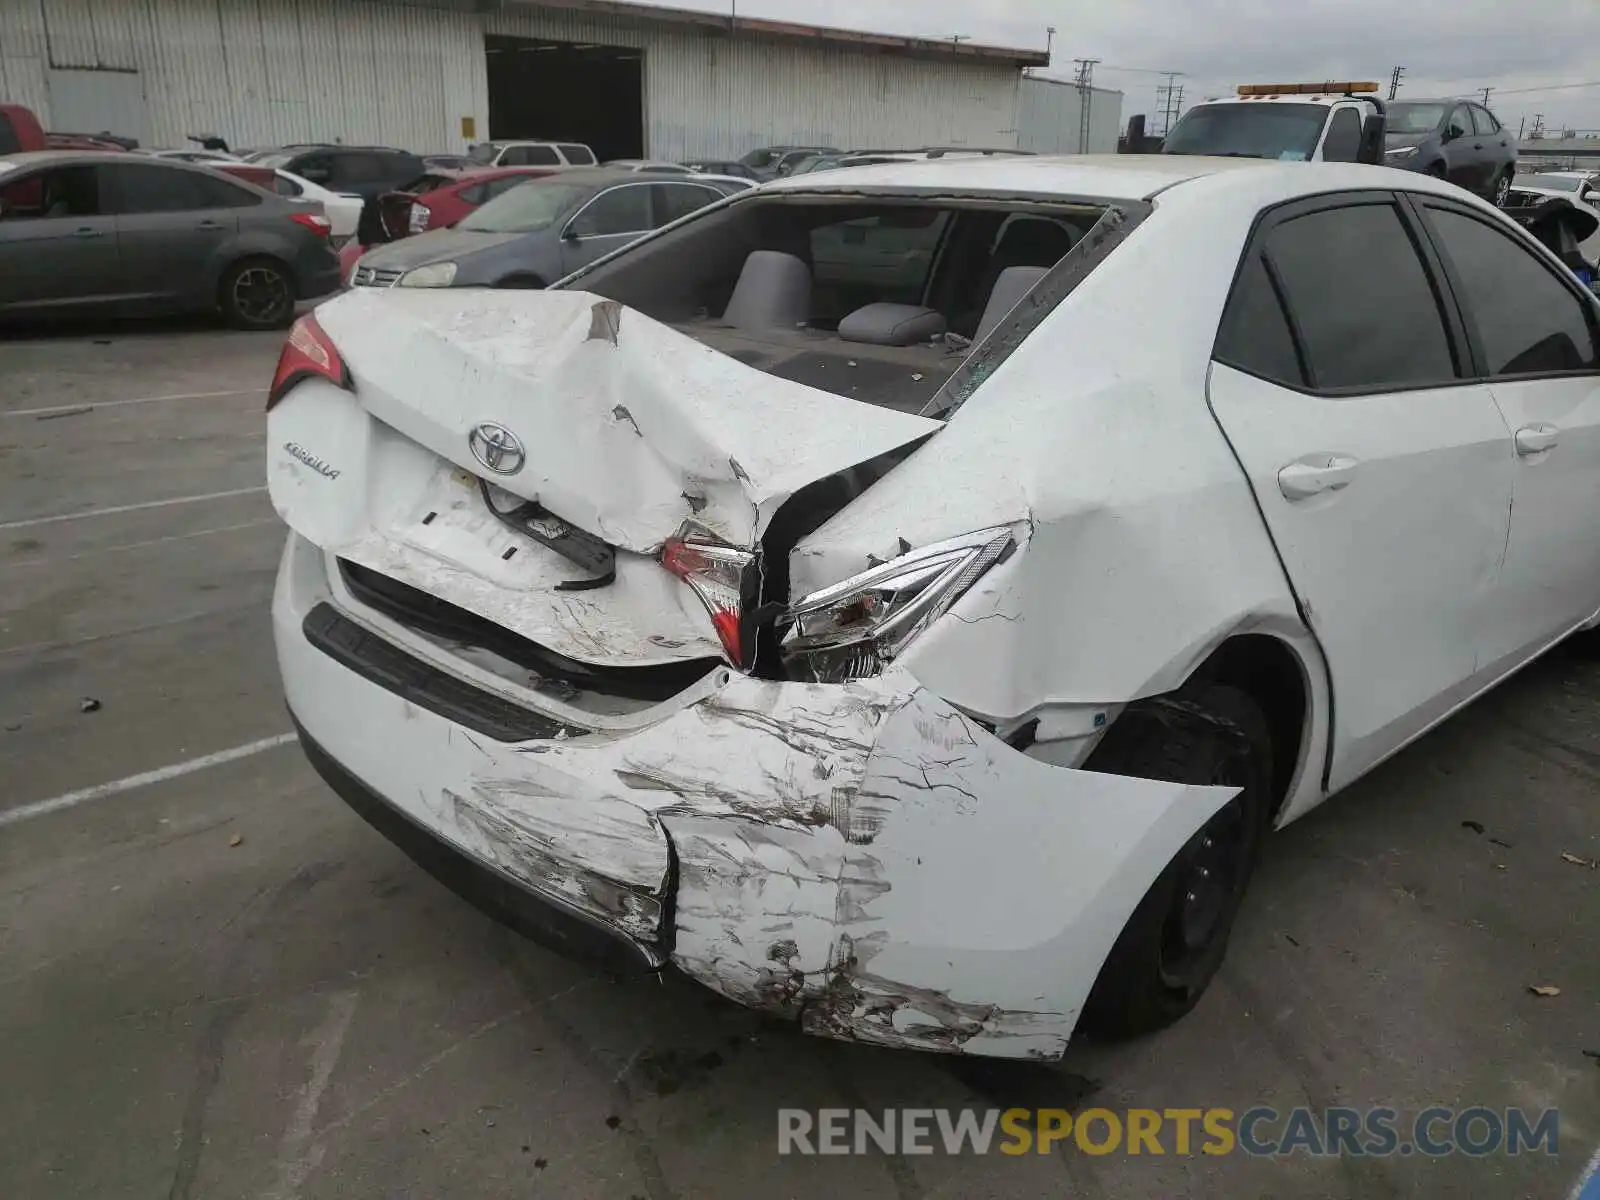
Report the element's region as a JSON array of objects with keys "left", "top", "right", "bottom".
[{"left": 1188, "top": 635, "right": 1308, "bottom": 819}]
